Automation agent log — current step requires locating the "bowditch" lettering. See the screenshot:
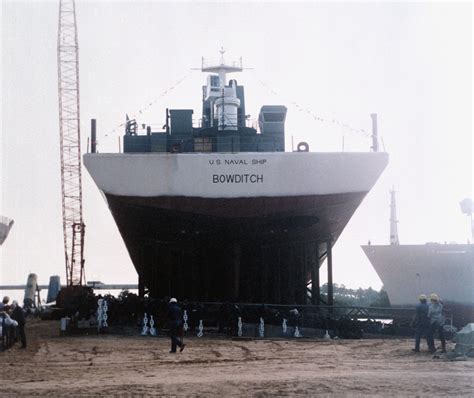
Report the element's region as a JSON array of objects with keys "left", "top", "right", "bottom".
[{"left": 212, "top": 174, "right": 264, "bottom": 184}]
